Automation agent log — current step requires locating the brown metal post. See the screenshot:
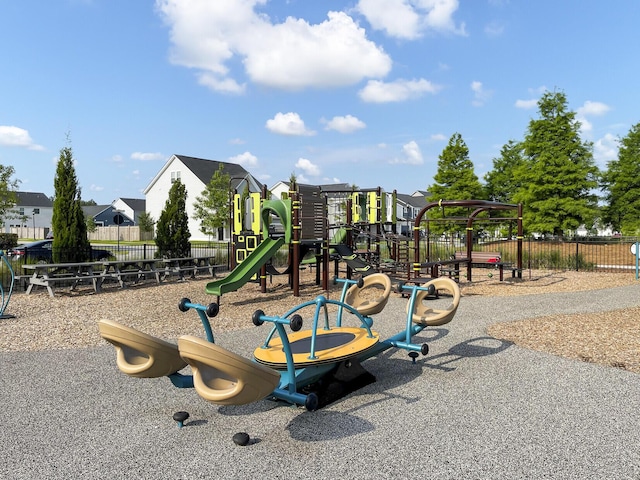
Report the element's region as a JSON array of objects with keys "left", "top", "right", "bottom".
[
  {"left": 517, "top": 203, "right": 523, "bottom": 278},
  {"left": 322, "top": 194, "right": 329, "bottom": 291},
  {"left": 292, "top": 189, "right": 301, "bottom": 297}
]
